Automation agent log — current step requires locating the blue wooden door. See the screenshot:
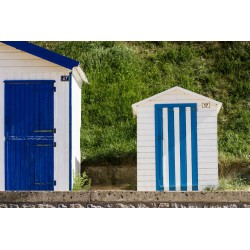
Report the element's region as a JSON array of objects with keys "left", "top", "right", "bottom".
[
  {"left": 5, "top": 81, "right": 55, "bottom": 191},
  {"left": 155, "top": 104, "right": 198, "bottom": 191}
]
